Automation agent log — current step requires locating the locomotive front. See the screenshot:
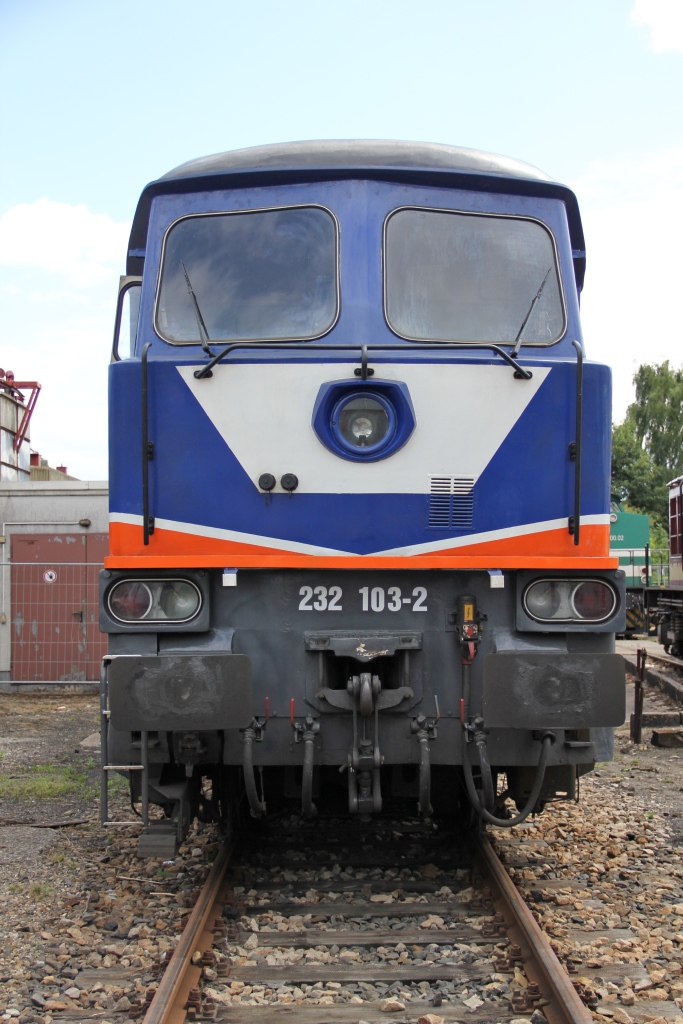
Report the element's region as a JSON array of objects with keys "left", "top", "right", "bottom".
[{"left": 101, "top": 141, "right": 625, "bottom": 854}]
